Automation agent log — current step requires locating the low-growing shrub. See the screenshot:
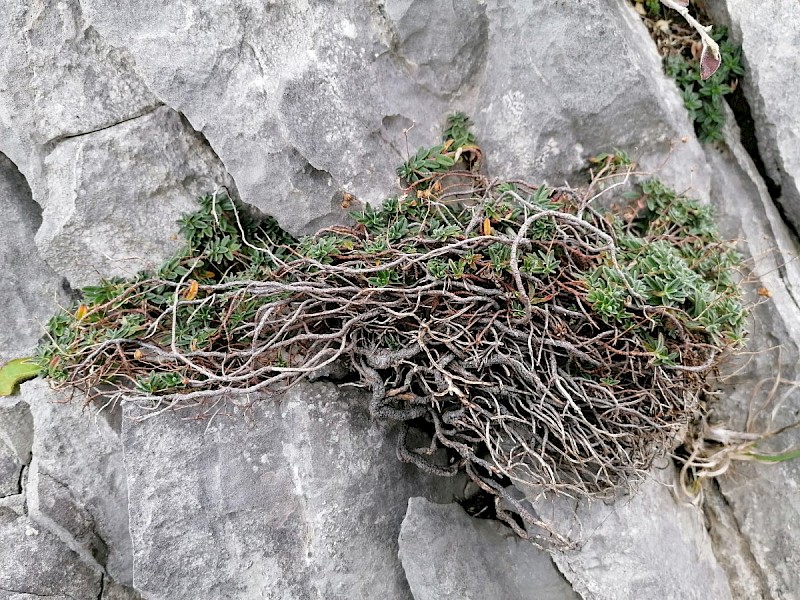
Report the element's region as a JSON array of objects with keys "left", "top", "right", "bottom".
[{"left": 37, "top": 115, "right": 746, "bottom": 547}]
